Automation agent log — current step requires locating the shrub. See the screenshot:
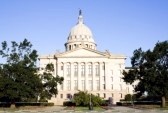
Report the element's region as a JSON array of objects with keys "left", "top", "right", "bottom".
[
  {"left": 73, "top": 91, "right": 103, "bottom": 107},
  {"left": 15, "top": 102, "right": 54, "bottom": 107},
  {"left": 0, "top": 102, "right": 11, "bottom": 107},
  {"left": 63, "top": 101, "right": 76, "bottom": 106},
  {"left": 124, "top": 94, "right": 136, "bottom": 101},
  {"left": 100, "top": 100, "right": 108, "bottom": 106}
]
